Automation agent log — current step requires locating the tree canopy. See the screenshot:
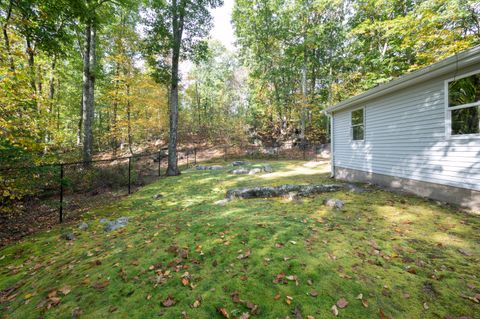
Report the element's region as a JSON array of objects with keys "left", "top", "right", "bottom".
[{"left": 0, "top": 0, "right": 478, "bottom": 168}]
